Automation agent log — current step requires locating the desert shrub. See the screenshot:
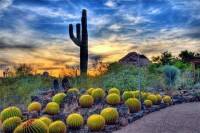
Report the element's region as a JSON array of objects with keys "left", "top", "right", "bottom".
[
  {"left": 0, "top": 75, "right": 52, "bottom": 109},
  {"left": 194, "top": 83, "right": 200, "bottom": 89},
  {"left": 161, "top": 65, "right": 180, "bottom": 89}
]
